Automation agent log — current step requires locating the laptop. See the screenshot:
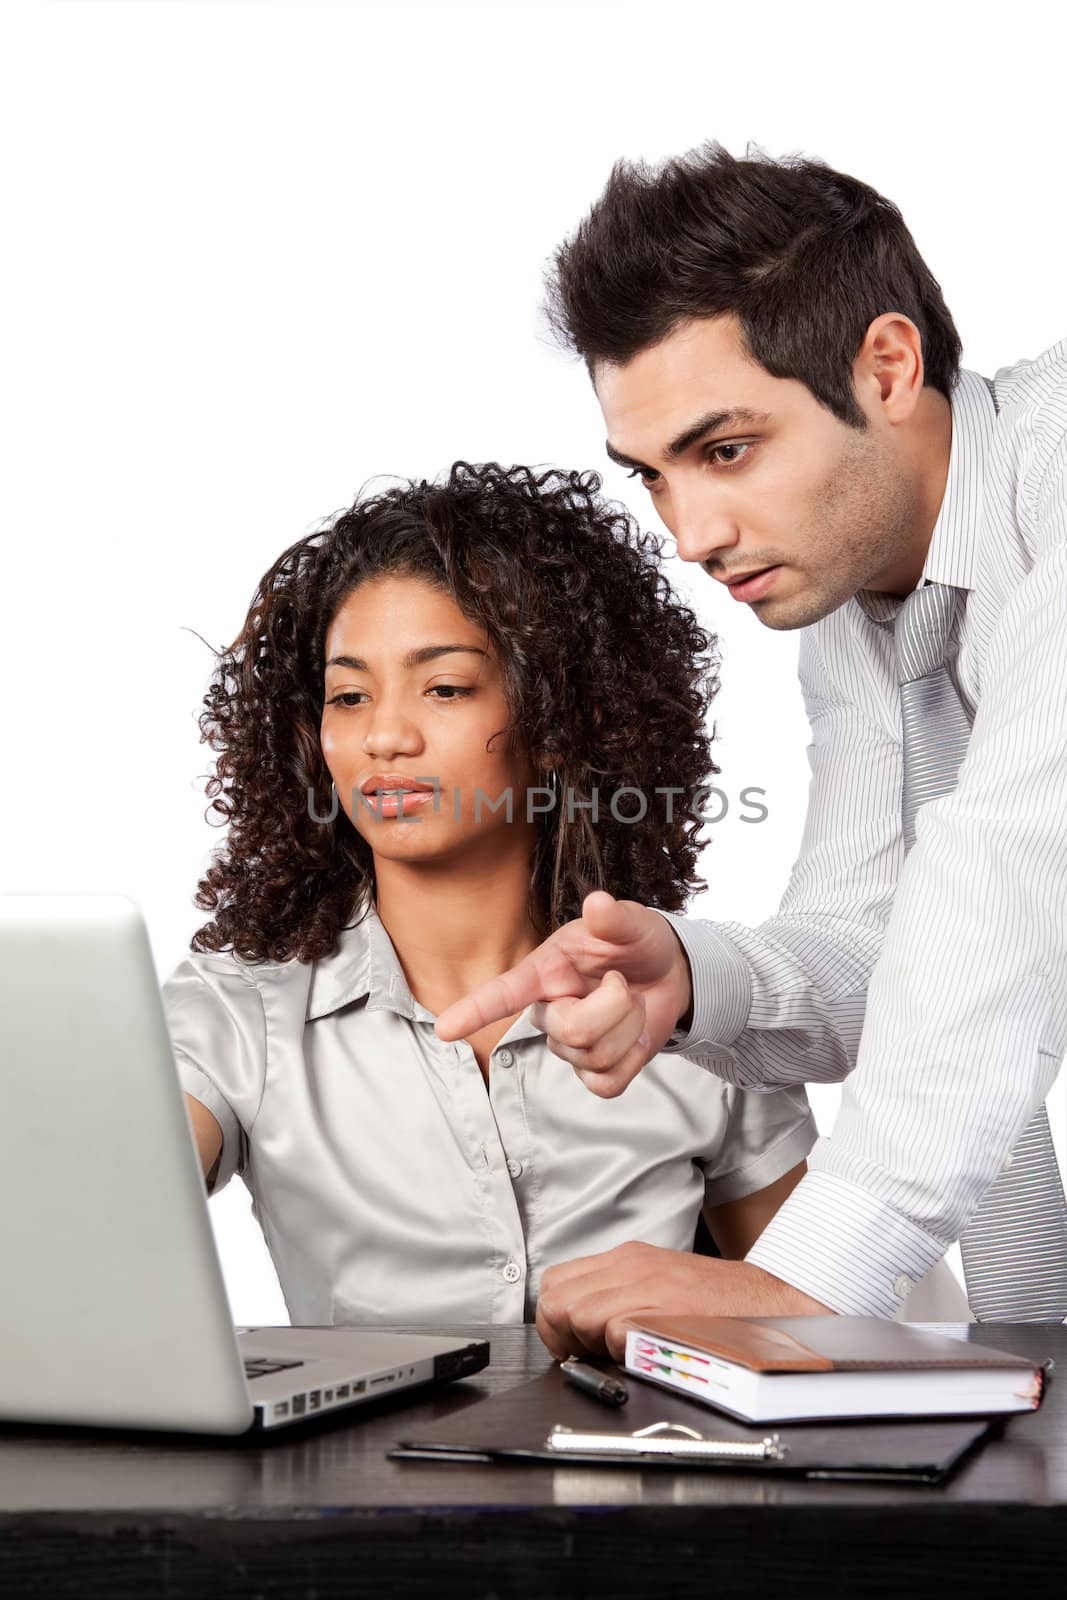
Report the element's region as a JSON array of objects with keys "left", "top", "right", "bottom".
[{"left": 0, "top": 893, "right": 489, "bottom": 1435}]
